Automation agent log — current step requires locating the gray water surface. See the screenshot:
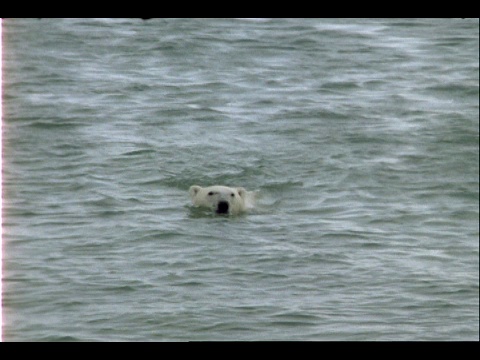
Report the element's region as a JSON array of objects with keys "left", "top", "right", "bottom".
[{"left": 2, "top": 18, "right": 479, "bottom": 341}]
